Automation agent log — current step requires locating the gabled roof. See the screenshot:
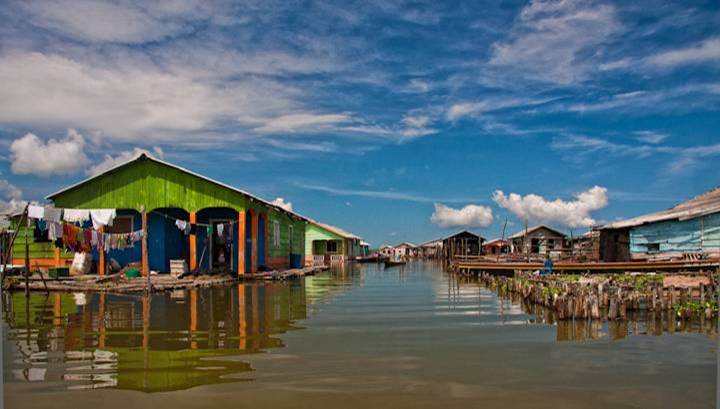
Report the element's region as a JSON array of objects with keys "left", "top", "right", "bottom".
[
  {"left": 418, "top": 238, "right": 443, "bottom": 247},
  {"left": 309, "top": 219, "right": 362, "bottom": 240},
  {"left": 393, "top": 242, "right": 417, "bottom": 248},
  {"left": 442, "top": 230, "right": 485, "bottom": 241},
  {"left": 509, "top": 225, "right": 565, "bottom": 239},
  {"left": 46, "top": 153, "right": 308, "bottom": 221},
  {"left": 602, "top": 186, "right": 720, "bottom": 230},
  {"left": 484, "top": 238, "right": 508, "bottom": 246}
]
